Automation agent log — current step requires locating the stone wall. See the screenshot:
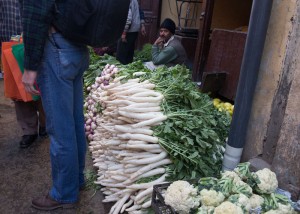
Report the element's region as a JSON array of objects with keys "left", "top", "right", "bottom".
[{"left": 242, "top": 0, "right": 300, "bottom": 199}]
